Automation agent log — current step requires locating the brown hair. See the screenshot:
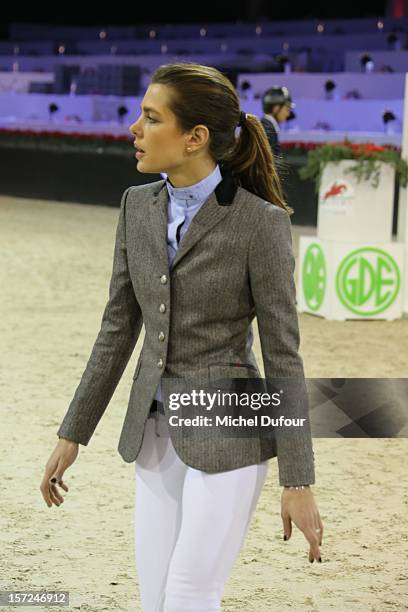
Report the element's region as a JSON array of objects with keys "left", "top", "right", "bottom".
[{"left": 151, "top": 63, "right": 293, "bottom": 215}]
